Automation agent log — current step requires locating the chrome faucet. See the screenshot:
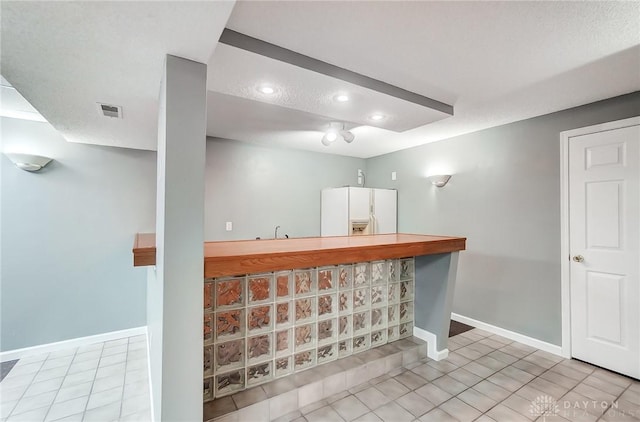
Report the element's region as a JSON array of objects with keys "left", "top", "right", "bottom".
[{"left": 274, "top": 225, "right": 281, "bottom": 239}]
